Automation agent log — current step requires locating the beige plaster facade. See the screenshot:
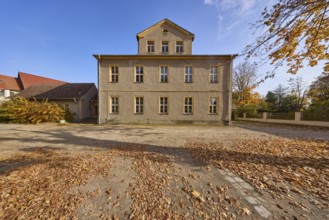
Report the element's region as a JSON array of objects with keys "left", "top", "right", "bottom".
[{"left": 95, "top": 19, "right": 236, "bottom": 125}]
